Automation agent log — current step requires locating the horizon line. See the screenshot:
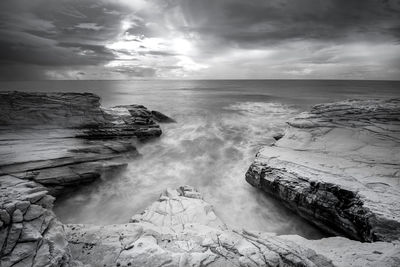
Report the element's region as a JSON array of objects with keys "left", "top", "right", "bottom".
[{"left": 1, "top": 78, "right": 400, "bottom": 82}]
